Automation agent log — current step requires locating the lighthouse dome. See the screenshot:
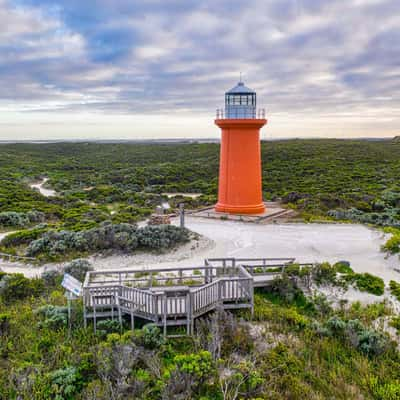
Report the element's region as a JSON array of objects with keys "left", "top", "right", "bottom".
[
  {"left": 225, "top": 81, "right": 256, "bottom": 119},
  {"left": 226, "top": 81, "right": 256, "bottom": 94}
]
